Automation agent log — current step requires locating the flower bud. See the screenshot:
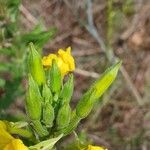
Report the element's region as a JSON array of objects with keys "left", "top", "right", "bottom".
[
  {"left": 56, "top": 103, "right": 71, "bottom": 129},
  {"left": 76, "top": 61, "right": 121, "bottom": 118},
  {"left": 76, "top": 89, "right": 96, "bottom": 118},
  {"left": 42, "top": 103, "right": 54, "bottom": 128},
  {"left": 91, "top": 61, "right": 122, "bottom": 100},
  {"left": 31, "top": 120, "right": 49, "bottom": 137},
  {"left": 59, "top": 74, "right": 74, "bottom": 104},
  {"left": 49, "top": 60, "right": 61, "bottom": 93},
  {"left": 42, "top": 84, "right": 52, "bottom": 104},
  {"left": 28, "top": 43, "right": 45, "bottom": 86},
  {"left": 25, "top": 74, "right": 42, "bottom": 120}
]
